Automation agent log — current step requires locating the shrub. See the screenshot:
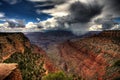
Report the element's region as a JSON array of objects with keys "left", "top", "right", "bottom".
[
  {"left": 114, "top": 77, "right": 120, "bottom": 80},
  {"left": 4, "top": 48, "right": 45, "bottom": 80},
  {"left": 113, "top": 60, "right": 120, "bottom": 67},
  {"left": 42, "top": 71, "right": 73, "bottom": 80}
]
